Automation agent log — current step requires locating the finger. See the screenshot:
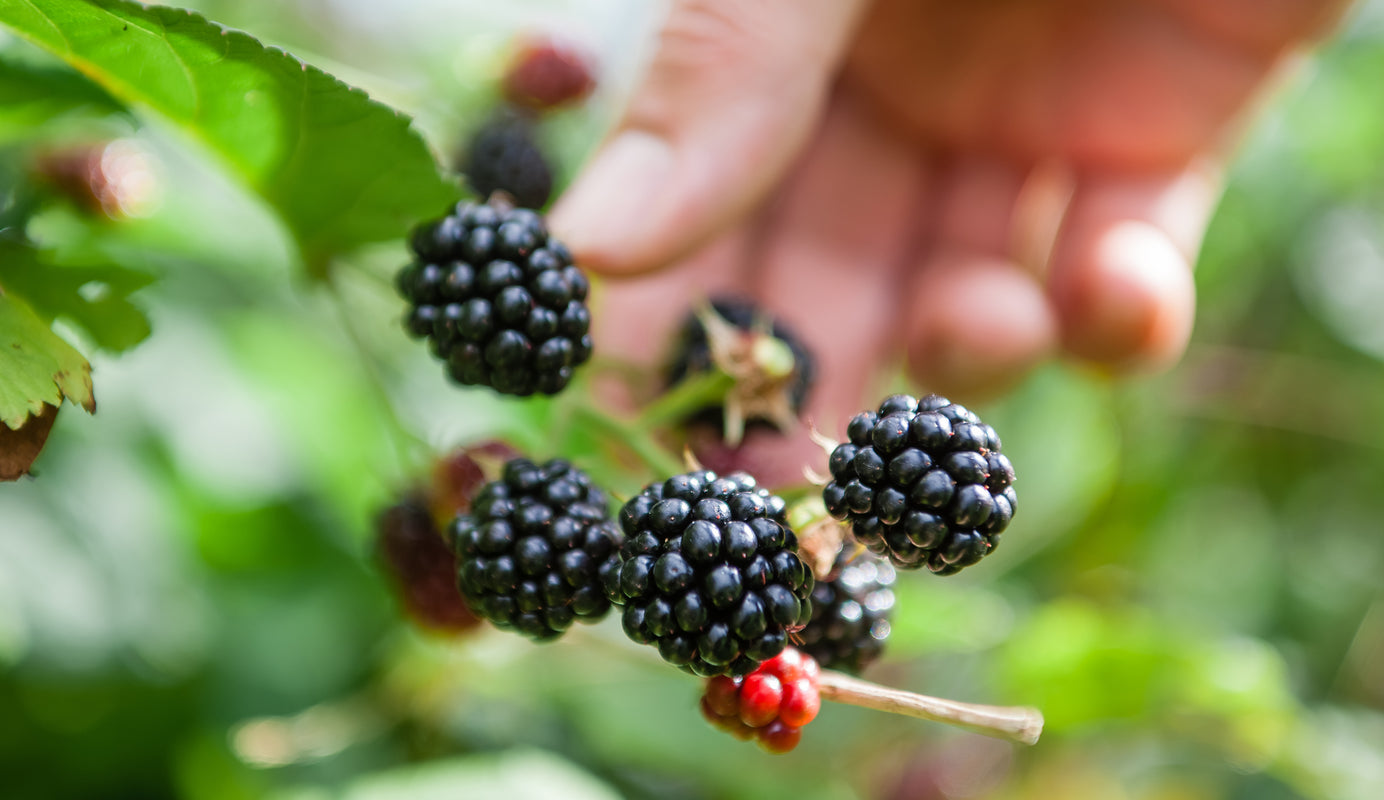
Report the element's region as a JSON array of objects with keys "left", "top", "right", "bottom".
[
  {"left": 736, "top": 91, "right": 934, "bottom": 484},
  {"left": 589, "top": 224, "right": 752, "bottom": 412},
  {"left": 1046, "top": 164, "right": 1219, "bottom": 370},
  {"left": 1151, "top": 0, "right": 1353, "bottom": 55},
  {"left": 905, "top": 251, "right": 1058, "bottom": 401},
  {"left": 904, "top": 155, "right": 1058, "bottom": 400},
  {"left": 550, "top": 0, "right": 868, "bottom": 277}
]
